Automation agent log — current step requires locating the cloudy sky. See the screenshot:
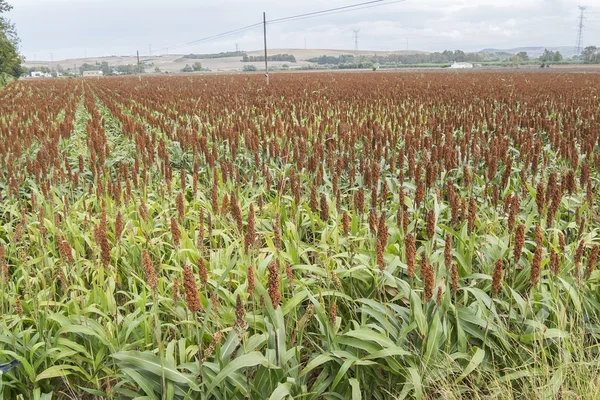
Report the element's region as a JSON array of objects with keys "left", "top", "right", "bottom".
[{"left": 5, "top": 0, "right": 600, "bottom": 61}]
